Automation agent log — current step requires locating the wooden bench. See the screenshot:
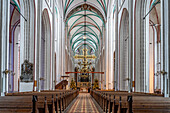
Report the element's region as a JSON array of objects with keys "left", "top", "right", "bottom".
[
  {"left": 0, "top": 95, "right": 38, "bottom": 113},
  {"left": 7, "top": 92, "right": 63, "bottom": 113},
  {"left": 91, "top": 90, "right": 170, "bottom": 113},
  {"left": 1, "top": 90, "right": 79, "bottom": 113}
]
